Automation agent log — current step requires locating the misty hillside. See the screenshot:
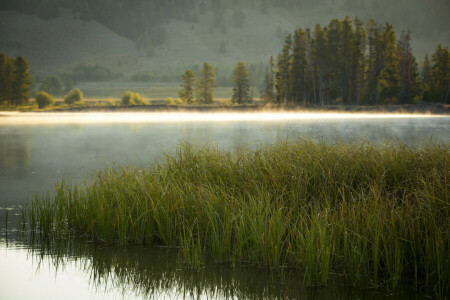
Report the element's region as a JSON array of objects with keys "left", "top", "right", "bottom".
[{"left": 0, "top": 0, "right": 449, "bottom": 82}]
